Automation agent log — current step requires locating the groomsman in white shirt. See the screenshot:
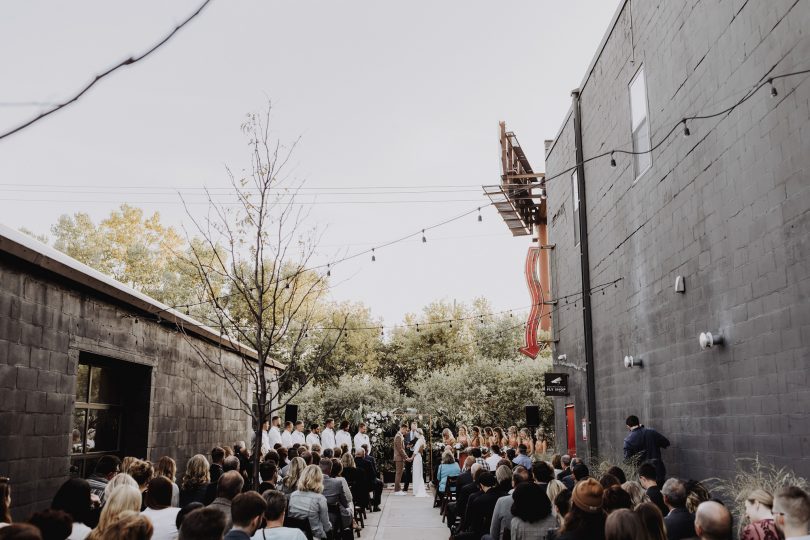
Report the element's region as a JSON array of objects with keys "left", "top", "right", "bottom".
[
  {"left": 335, "top": 420, "right": 352, "bottom": 453},
  {"left": 306, "top": 424, "right": 321, "bottom": 448},
  {"left": 268, "top": 416, "right": 282, "bottom": 449},
  {"left": 354, "top": 422, "right": 371, "bottom": 454},
  {"left": 260, "top": 419, "right": 271, "bottom": 456},
  {"left": 321, "top": 418, "right": 336, "bottom": 451},
  {"left": 291, "top": 421, "right": 306, "bottom": 446},
  {"left": 281, "top": 421, "right": 294, "bottom": 448}
]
